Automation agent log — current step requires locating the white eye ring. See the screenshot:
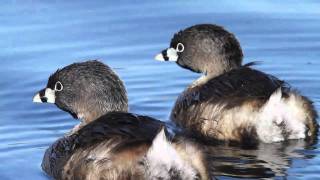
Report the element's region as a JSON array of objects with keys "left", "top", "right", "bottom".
[
  {"left": 176, "top": 43, "right": 184, "bottom": 52},
  {"left": 54, "top": 81, "right": 63, "bottom": 91}
]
